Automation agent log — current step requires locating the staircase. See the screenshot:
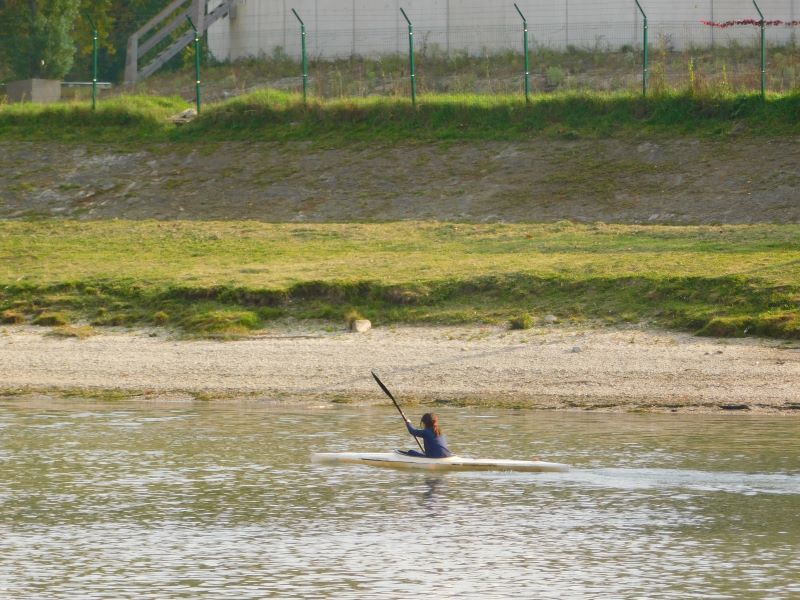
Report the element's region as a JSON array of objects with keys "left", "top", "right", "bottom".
[{"left": 125, "top": 0, "right": 235, "bottom": 84}]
